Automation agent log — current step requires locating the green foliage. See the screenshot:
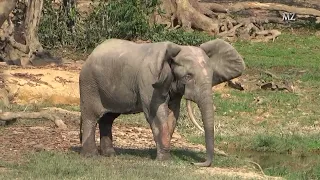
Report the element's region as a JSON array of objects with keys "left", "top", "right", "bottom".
[
  {"left": 38, "top": 0, "right": 214, "bottom": 51},
  {"left": 252, "top": 134, "right": 277, "bottom": 152},
  {"left": 264, "top": 155, "right": 320, "bottom": 180},
  {"left": 151, "top": 29, "right": 215, "bottom": 46},
  {"left": 39, "top": 0, "right": 159, "bottom": 51},
  {"left": 39, "top": 0, "right": 82, "bottom": 49},
  {"left": 82, "top": 0, "right": 159, "bottom": 49}
]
